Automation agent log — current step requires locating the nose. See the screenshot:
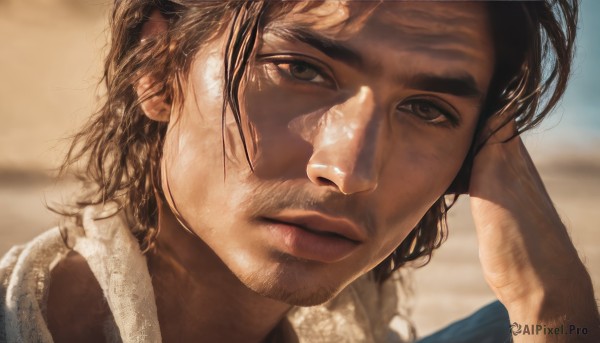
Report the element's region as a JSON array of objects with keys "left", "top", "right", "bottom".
[{"left": 305, "top": 87, "right": 383, "bottom": 195}]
